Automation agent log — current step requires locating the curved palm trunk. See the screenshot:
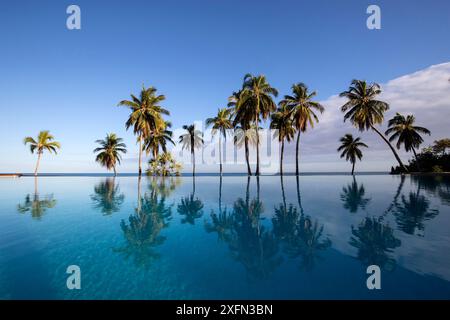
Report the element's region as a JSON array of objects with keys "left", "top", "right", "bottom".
[
  {"left": 370, "top": 125, "right": 408, "bottom": 172},
  {"left": 412, "top": 147, "right": 422, "bottom": 172},
  {"left": 351, "top": 161, "right": 355, "bottom": 175},
  {"left": 295, "top": 131, "right": 301, "bottom": 176},
  {"left": 280, "top": 140, "right": 285, "bottom": 176},
  {"left": 280, "top": 175, "right": 286, "bottom": 208},
  {"left": 255, "top": 117, "right": 260, "bottom": 176},
  {"left": 219, "top": 135, "right": 223, "bottom": 175},
  {"left": 244, "top": 136, "right": 252, "bottom": 176},
  {"left": 34, "top": 152, "right": 42, "bottom": 176},
  {"left": 138, "top": 135, "right": 143, "bottom": 177}
]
